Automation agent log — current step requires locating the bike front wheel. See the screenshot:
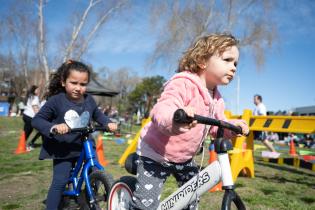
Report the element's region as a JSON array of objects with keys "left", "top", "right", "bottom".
[
  {"left": 221, "top": 189, "right": 246, "bottom": 210},
  {"left": 81, "top": 170, "right": 114, "bottom": 210},
  {"left": 107, "top": 176, "right": 137, "bottom": 210}
]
